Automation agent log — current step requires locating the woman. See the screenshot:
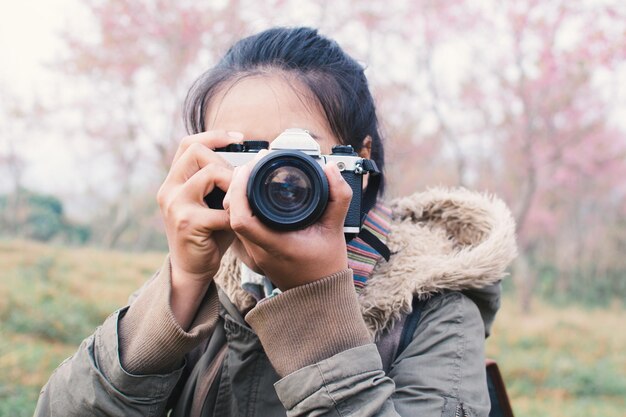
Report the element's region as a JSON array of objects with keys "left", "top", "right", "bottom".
[{"left": 36, "top": 27, "right": 517, "bottom": 417}]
